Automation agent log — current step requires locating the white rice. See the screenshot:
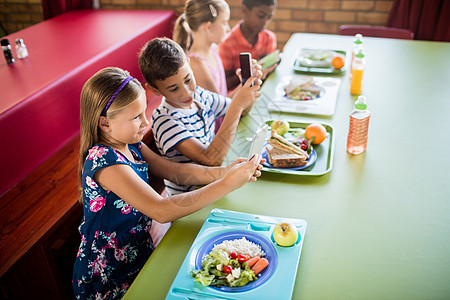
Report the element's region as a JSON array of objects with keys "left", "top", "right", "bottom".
[{"left": 212, "top": 237, "right": 265, "bottom": 257}]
